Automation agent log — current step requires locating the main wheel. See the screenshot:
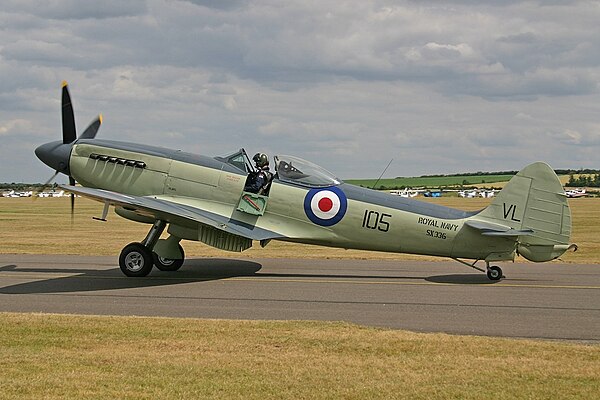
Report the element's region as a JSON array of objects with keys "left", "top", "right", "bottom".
[
  {"left": 486, "top": 265, "right": 503, "bottom": 281},
  {"left": 119, "top": 242, "right": 153, "bottom": 277},
  {"left": 153, "top": 244, "right": 185, "bottom": 271}
]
